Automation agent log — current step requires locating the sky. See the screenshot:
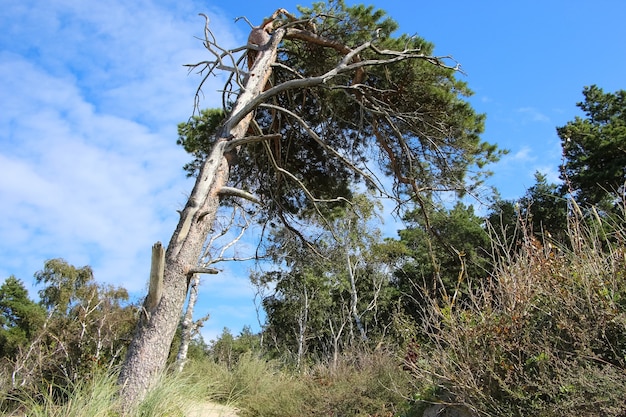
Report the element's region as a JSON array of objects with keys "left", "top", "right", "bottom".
[{"left": 1, "top": 0, "right": 625, "bottom": 342}]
